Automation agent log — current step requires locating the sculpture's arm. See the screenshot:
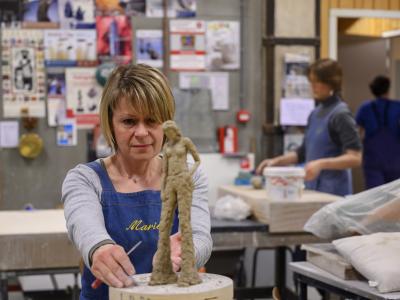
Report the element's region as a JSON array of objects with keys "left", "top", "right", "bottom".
[
  {"left": 184, "top": 137, "right": 200, "bottom": 176},
  {"left": 161, "top": 145, "right": 168, "bottom": 199}
]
